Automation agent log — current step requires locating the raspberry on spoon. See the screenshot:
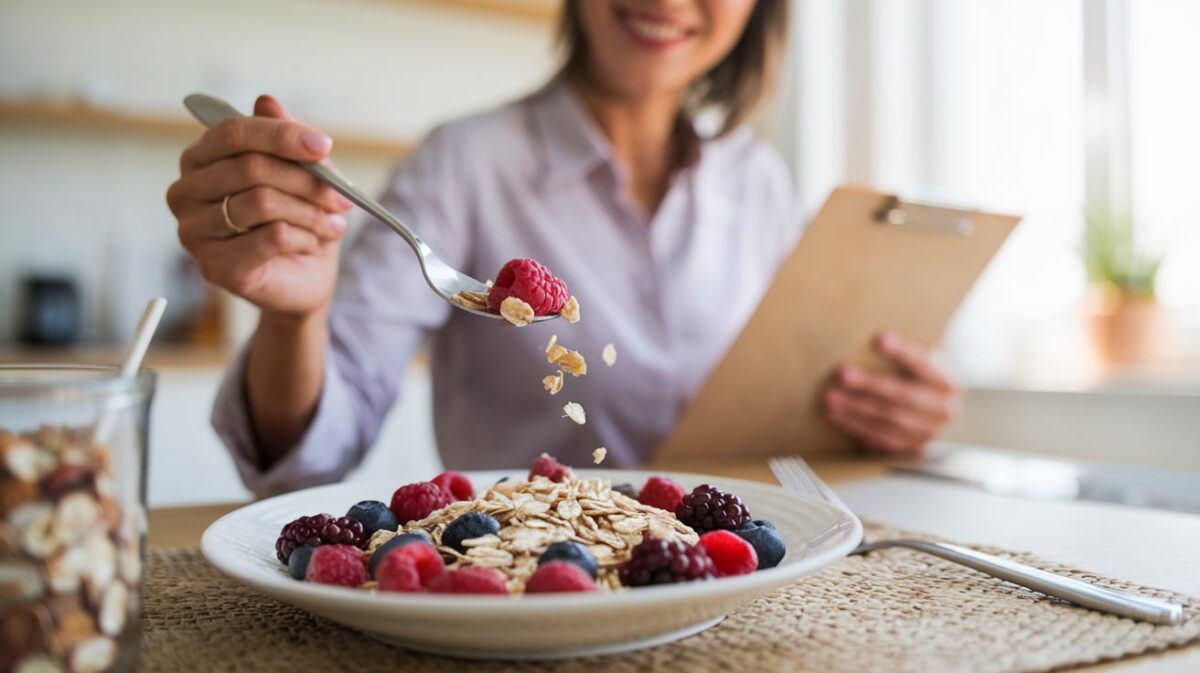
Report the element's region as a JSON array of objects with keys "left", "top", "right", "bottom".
[{"left": 486, "top": 258, "right": 569, "bottom": 315}]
